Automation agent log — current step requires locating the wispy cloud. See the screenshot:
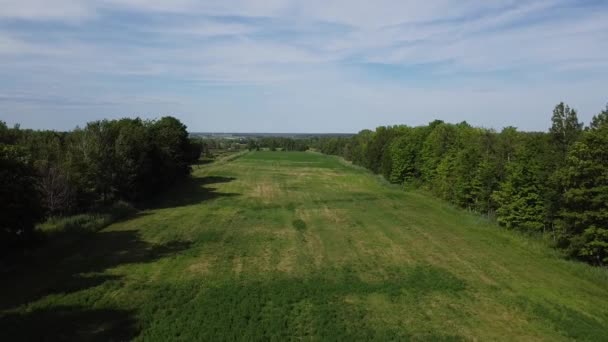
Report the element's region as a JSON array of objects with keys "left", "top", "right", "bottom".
[{"left": 0, "top": 0, "right": 606, "bottom": 131}]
